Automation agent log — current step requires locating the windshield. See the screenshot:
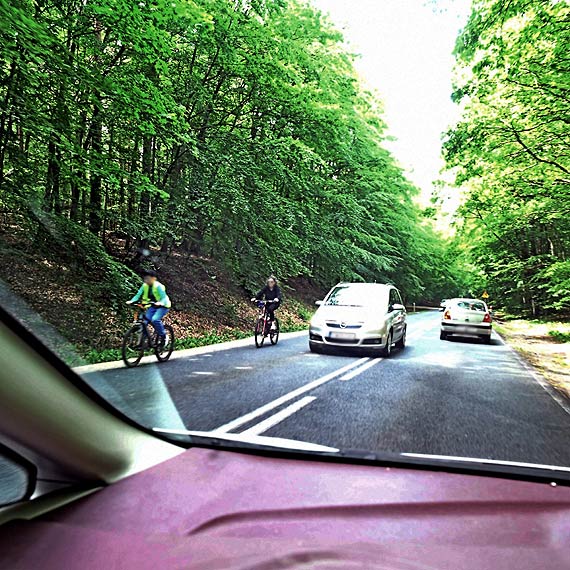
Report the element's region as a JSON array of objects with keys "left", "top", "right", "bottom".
[
  {"left": 1, "top": 0, "right": 569, "bottom": 480},
  {"left": 324, "top": 286, "right": 388, "bottom": 307}
]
